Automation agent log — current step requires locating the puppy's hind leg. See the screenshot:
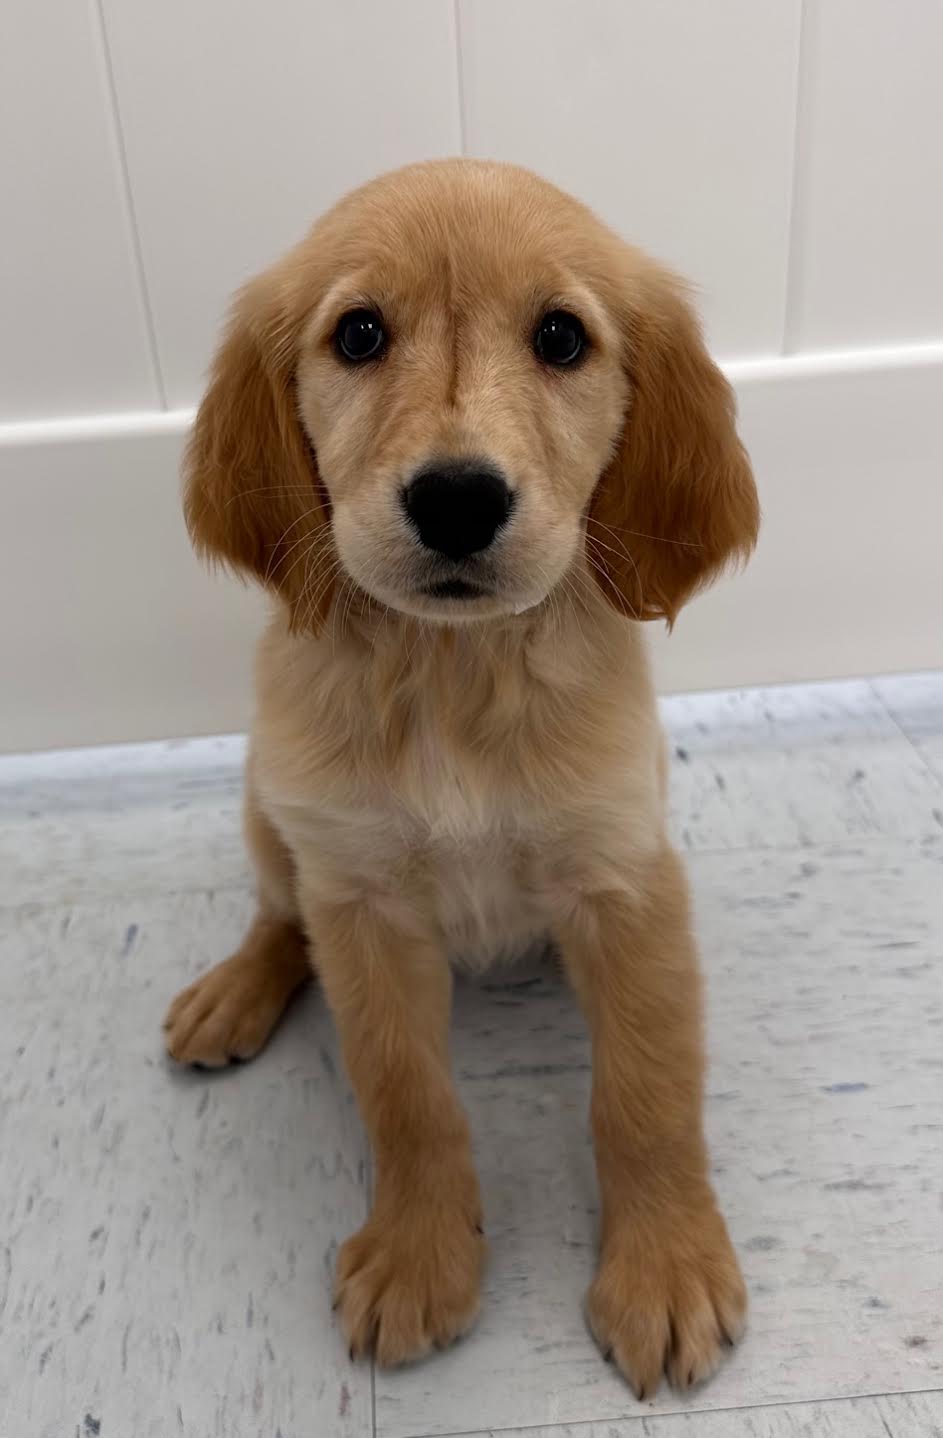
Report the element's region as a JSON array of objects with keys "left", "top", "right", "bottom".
[{"left": 164, "top": 774, "right": 309, "bottom": 1067}]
